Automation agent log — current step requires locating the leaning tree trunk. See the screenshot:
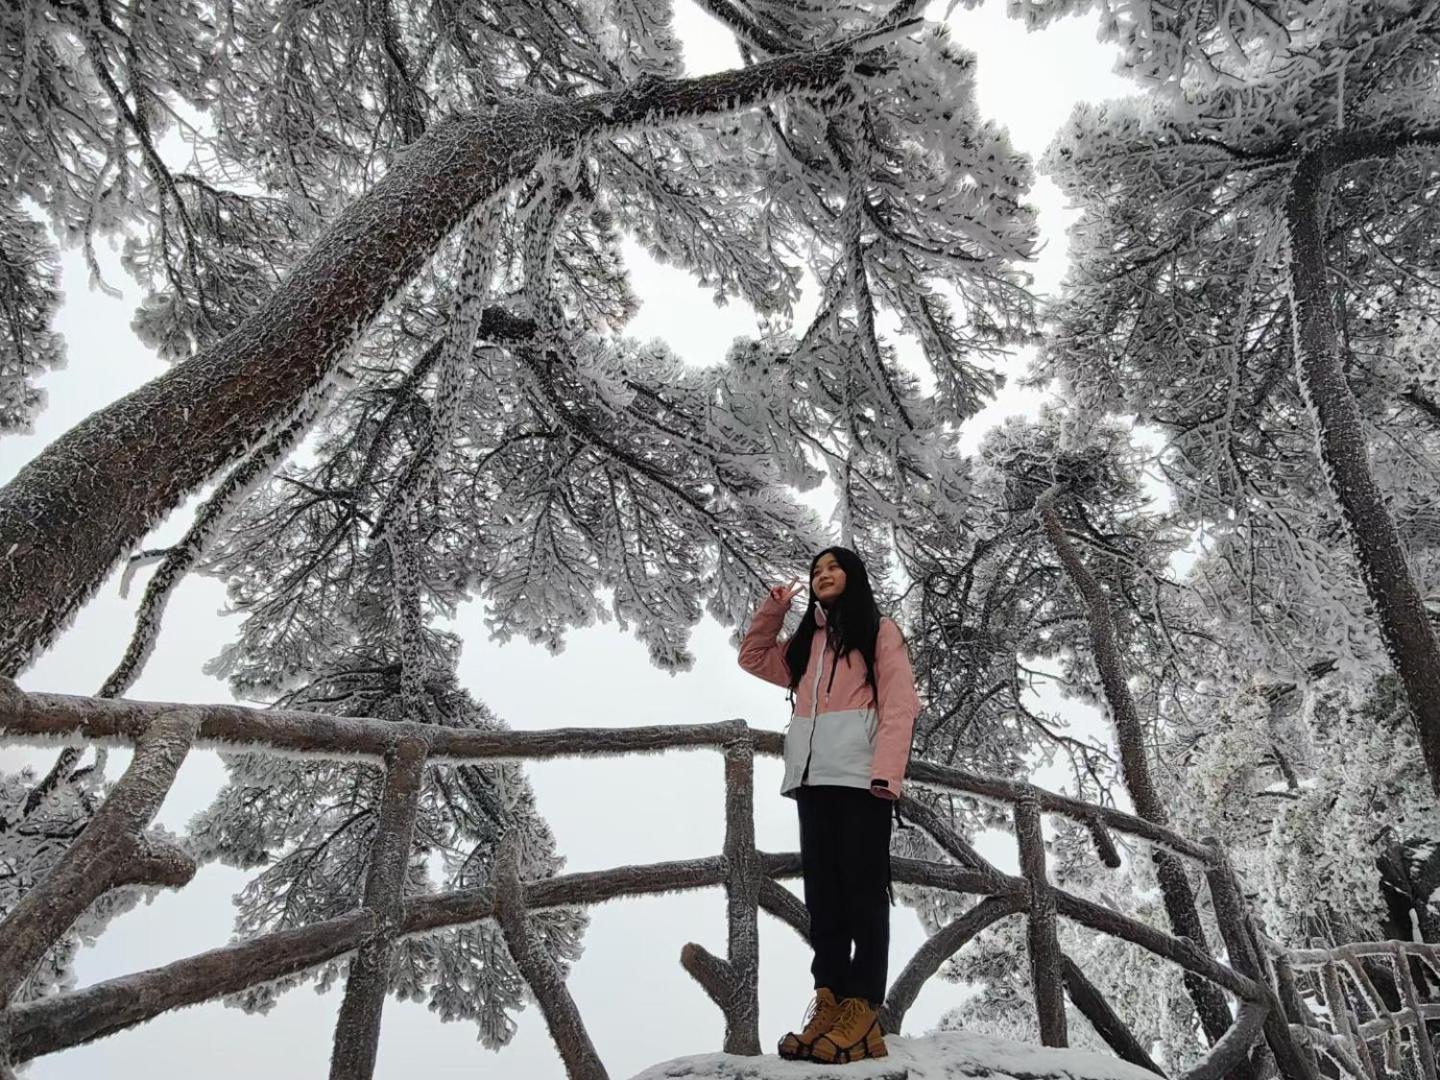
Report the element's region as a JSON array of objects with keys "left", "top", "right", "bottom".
[
  {"left": 0, "top": 44, "right": 865, "bottom": 678},
  {"left": 1285, "top": 145, "right": 1440, "bottom": 800},
  {"left": 1034, "top": 491, "right": 1243, "bottom": 1058}
]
